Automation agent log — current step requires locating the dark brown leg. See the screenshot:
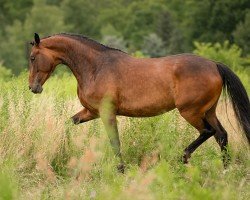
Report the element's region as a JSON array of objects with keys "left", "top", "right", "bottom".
[
  {"left": 71, "top": 108, "right": 98, "bottom": 124},
  {"left": 205, "top": 106, "right": 231, "bottom": 168},
  {"left": 179, "top": 109, "right": 216, "bottom": 163},
  {"left": 213, "top": 119, "right": 230, "bottom": 167},
  {"left": 183, "top": 119, "right": 216, "bottom": 163}
]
